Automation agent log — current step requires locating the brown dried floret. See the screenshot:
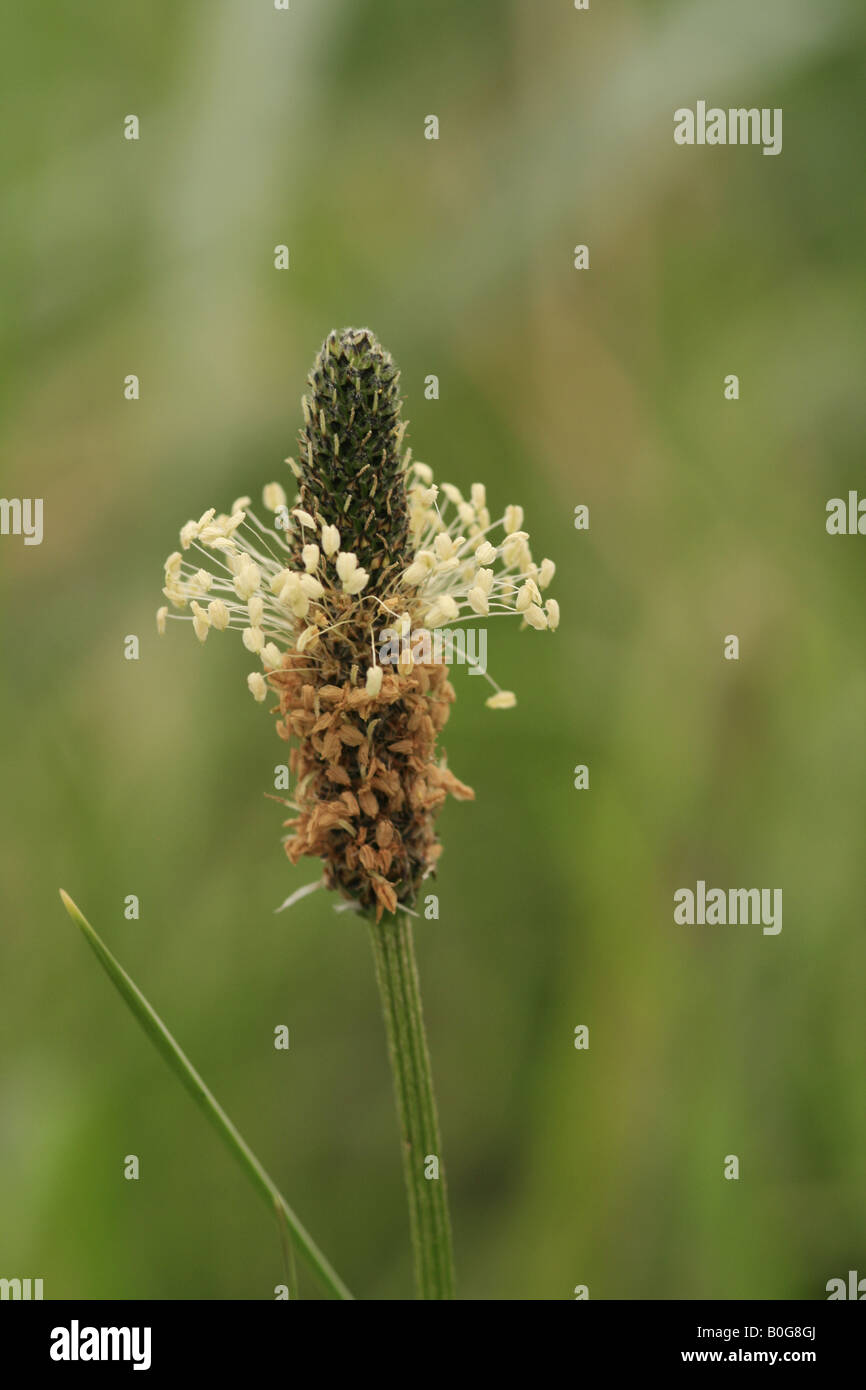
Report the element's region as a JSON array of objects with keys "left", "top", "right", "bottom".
[{"left": 273, "top": 655, "right": 473, "bottom": 920}]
